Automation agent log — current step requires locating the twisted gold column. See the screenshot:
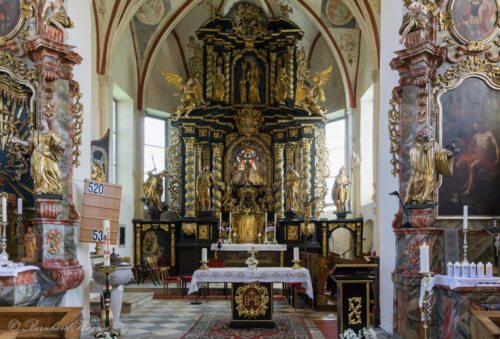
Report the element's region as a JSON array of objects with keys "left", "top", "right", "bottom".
[
  {"left": 302, "top": 138, "right": 312, "bottom": 201},
  {"left": 284, "top": 143, "right": 295, "bottom": 212},
  {"left": 224, "top": 52, "right": 230, "bottom": 104},
  {"left": 270, "top": 53, "right": 277, "bottom": 104},
  {"left": 212, "top": 143, "right": 223, "bottom": 216},
  {"left": 274, "top": 143, "right": 285, "bottom": 217},
  {"left": 184, "top": 138, "right": 196, "bottom": 217},
  {"left": 286, "top": 46, "right": 294, "bottom": 100},
  {"left": 206, "top": 46, "right": 214, "bottom": 100}
]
